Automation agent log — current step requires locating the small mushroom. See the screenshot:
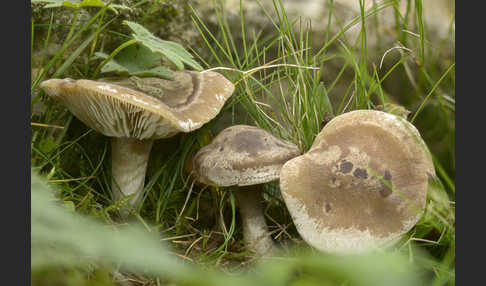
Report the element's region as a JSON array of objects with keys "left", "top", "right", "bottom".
[
  {"left": 40, "top": 71, "right": 234, "bottom": 217},
  {"left": 192, "top": 125, "right": 301, "bottom": 255},
  {"left": 279, "top": 110, "right": 435, "bottom": 253}
]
